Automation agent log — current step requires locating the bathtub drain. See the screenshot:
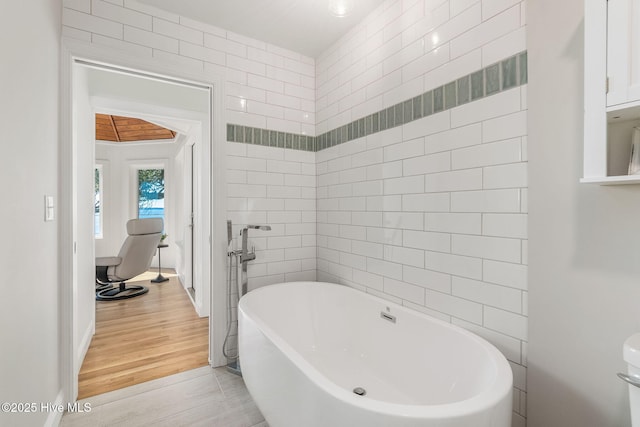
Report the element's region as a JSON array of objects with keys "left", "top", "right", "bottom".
[{"left": 353, "top": 387, "right": 366, "bottom": 396}]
